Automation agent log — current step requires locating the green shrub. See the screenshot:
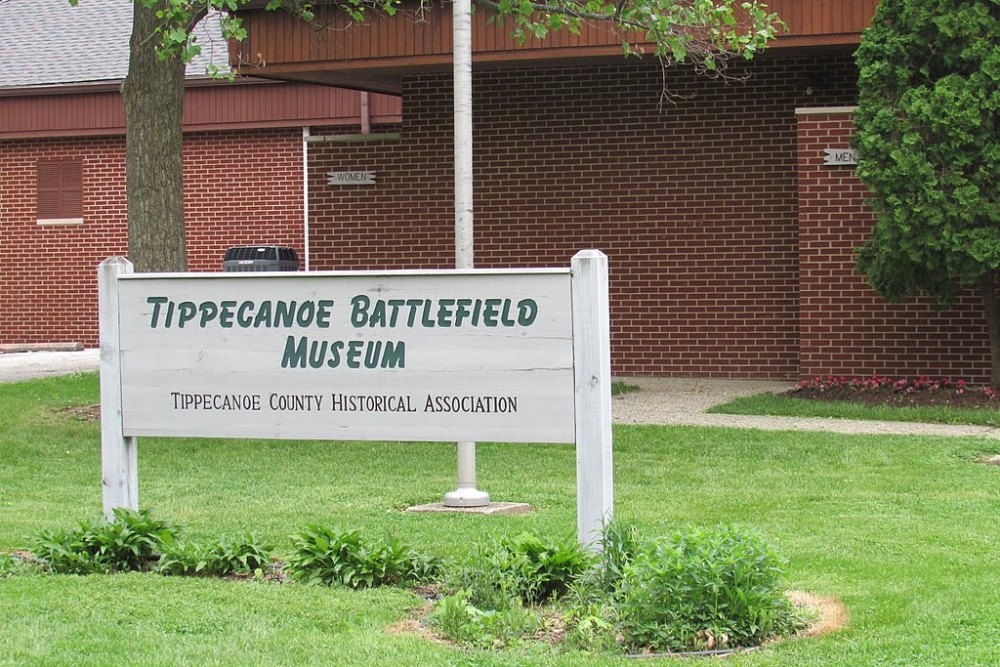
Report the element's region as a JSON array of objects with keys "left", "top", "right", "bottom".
[
  {"left": 157, "top": 534, "right": 271, "bottom": 576},
  {"left": 561, "top": 520, "right": 641, "bottom": 650},
  {"left": 563, "top": 518, "right": 643, "bottom": 651},
  {"left": 542, "top": 520, "right": 639, "bottom": 611},
  {"left": 29, "top": 527, "right": 104, "bottom": 574},
  {"left": 286, "top": 525, "right": 440, "bottom": 588},
  {"left": 595, "top": 518, "right": 641, "bottom": 594},
  {"left": 429, "top": 590, "right": 541, "bottom": 649},
  {"left": 615, "top": 525, "right": 802, "bottom": 653},
  {"left": 449, "top": 531, "right": 594, "bottom": 608},
  {"left": 31, "top": 508, "right": 177, "bottom": 574}
]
